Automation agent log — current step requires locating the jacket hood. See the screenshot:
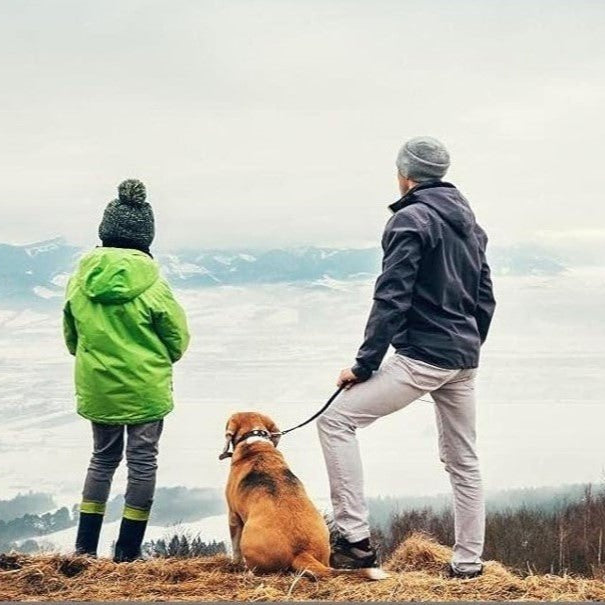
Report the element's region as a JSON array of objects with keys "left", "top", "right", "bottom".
[
  {"left": 74, "top": 247, "right": 159, "bottom": 304},
  {"left": 390, "top": 181, "right": 476, "bottom": 238}
]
